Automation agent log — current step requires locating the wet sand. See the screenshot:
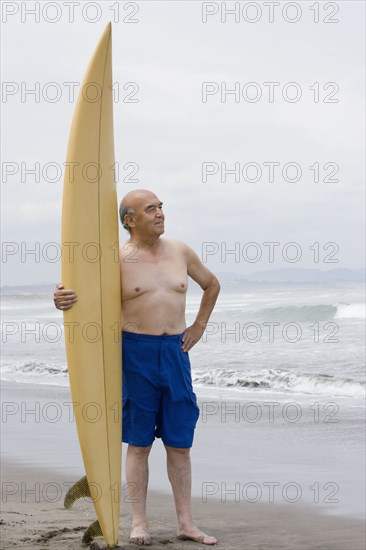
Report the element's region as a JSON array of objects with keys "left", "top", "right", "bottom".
[
  {"left": 1, "top": 380, "right": 365, "bottom": 549},
  {"left": 1, "top": 460, "right": 365, "bottom": 550}
]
